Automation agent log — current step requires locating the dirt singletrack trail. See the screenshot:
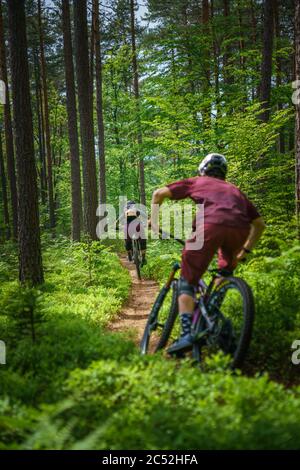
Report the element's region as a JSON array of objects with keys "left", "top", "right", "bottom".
[{"left": 110, "top": 255, "right": 159, "bottom": 344}]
